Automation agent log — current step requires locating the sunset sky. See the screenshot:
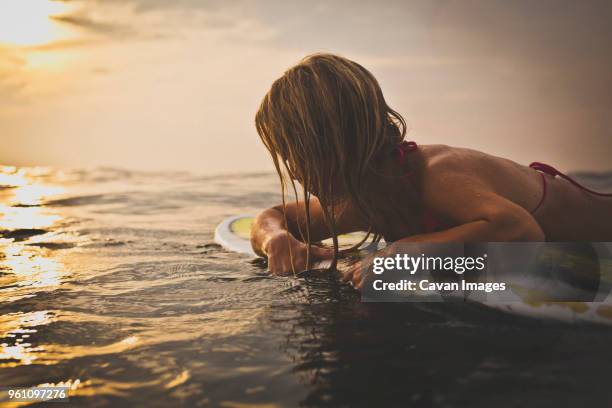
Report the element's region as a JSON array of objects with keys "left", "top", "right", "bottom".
[{"left": 1, "top": 0, "right": 611, "bottom": 174}]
